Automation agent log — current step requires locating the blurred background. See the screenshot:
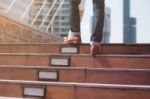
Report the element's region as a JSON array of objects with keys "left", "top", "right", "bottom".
[{"left": 0, "top": 0, "right": 150, "bottom": 43}]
